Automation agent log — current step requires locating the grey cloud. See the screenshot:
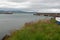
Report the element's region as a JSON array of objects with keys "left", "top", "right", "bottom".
[
  {"left": 22, "top": 0, "right": 60, "bottom": 12},
  {"left": 16, "top": 0, "right": 60, "bottom": 12},
  {"left": 8, "top": 0, "right": 28, "bottom": 2},
  {"left": 3, "top": 0, "right": 60, "bottom": 9},
  {"left": 1, "top": 0, "right": 60, "bottom": 12},
  {"left": 42, "top": 0, "right": 60, "bottom": 3},
  {"left": 30, "top": 0, "right": 60, "bottom": 8}
]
